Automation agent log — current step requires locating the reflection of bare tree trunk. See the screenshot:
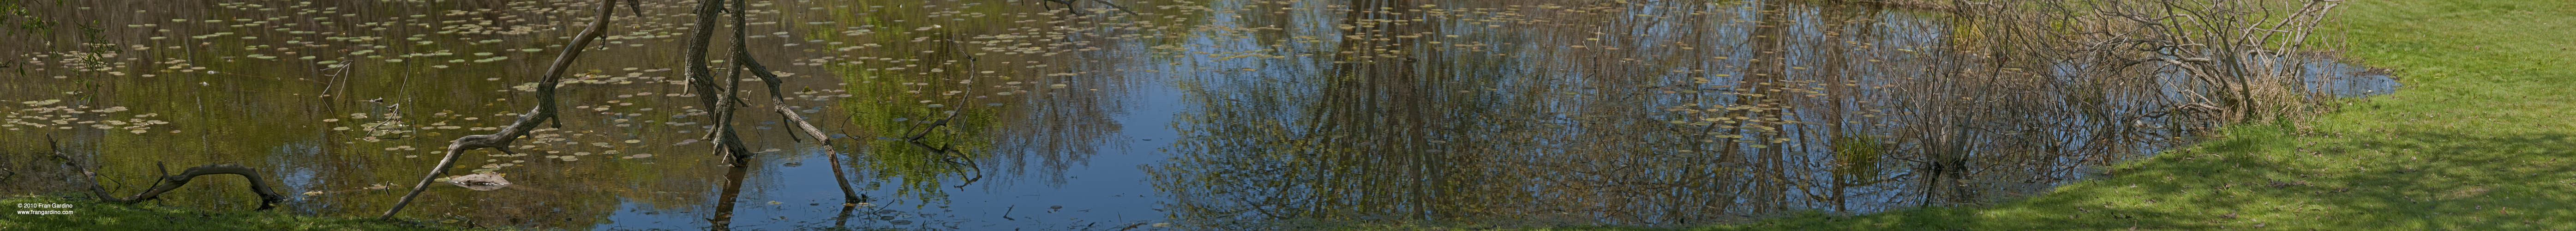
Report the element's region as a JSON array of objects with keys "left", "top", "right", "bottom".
[
  {"left": 1302, "top": 0, "right": 1382, "bottom": 216},
  {"left": 1815, "top": 5, "right": 1851, "bottom": 214},
  {"left": 707, "top": 166, "right": 752, "bottom": 231},
  {"left": 831, "top": 205, "right": 866, "bottom": 226},
  {"left": 1812, "top": 3, "right": 1884, "bottom": 213},
  {"left": 1734, "top": 1, "right": 1792, "bottom": 214},
  {"left": 1304, "top": 0, "right": 1463, "bottom": 220}
]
